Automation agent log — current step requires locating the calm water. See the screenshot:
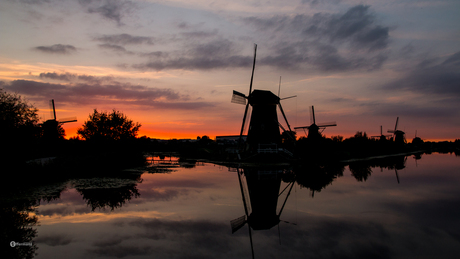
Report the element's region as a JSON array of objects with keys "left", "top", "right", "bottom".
[{"left": 4, "top": 153, "right": 460, "bottom": 259}]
